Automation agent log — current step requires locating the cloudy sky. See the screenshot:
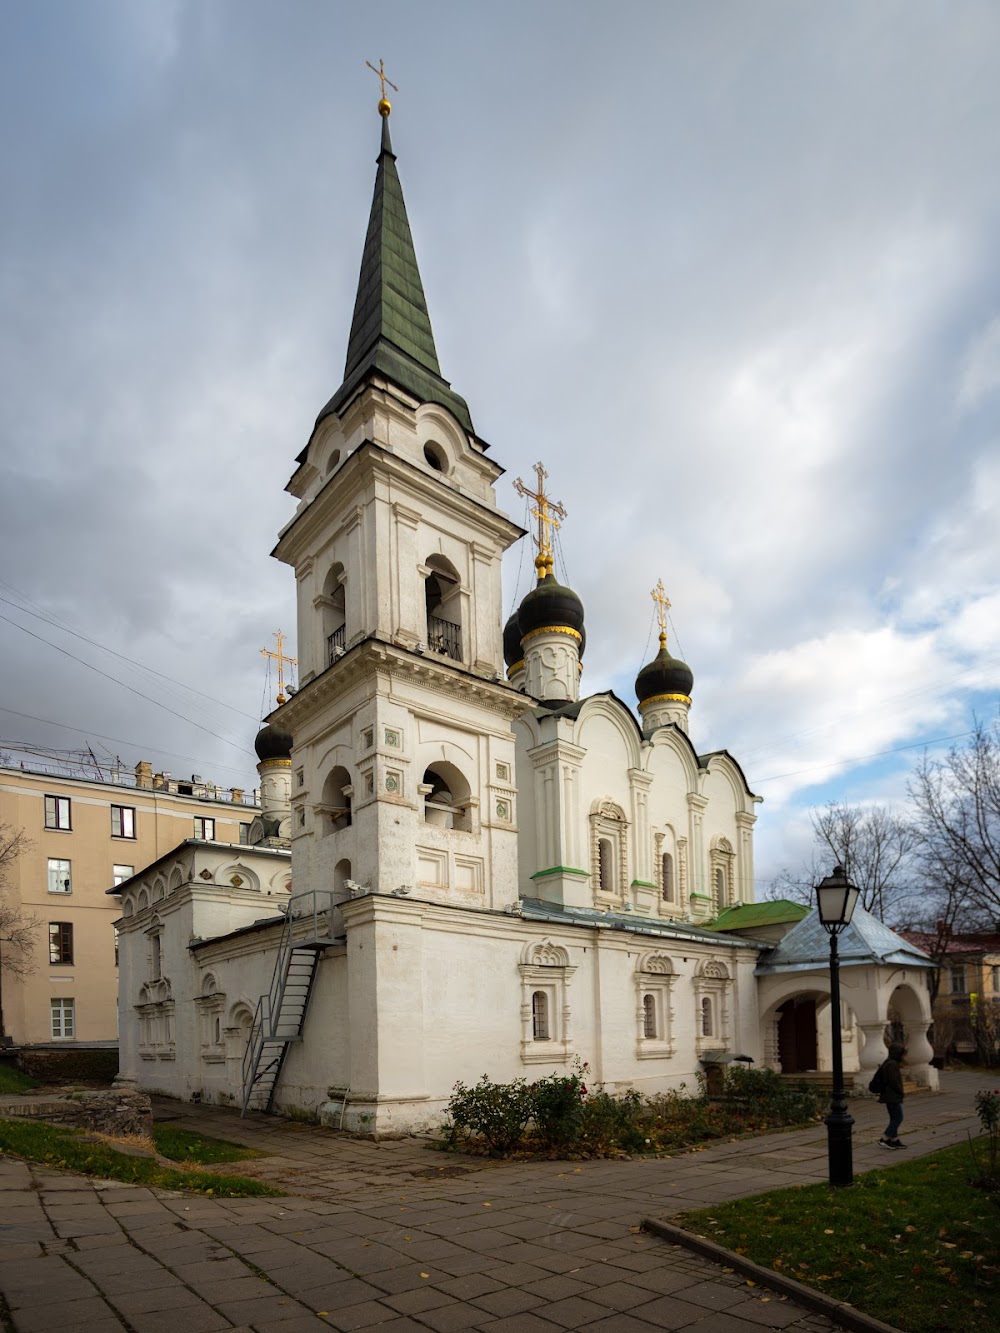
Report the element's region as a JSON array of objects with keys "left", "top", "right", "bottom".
[{"left": 2, "top": 1, "right": 998, "bottom": 887}]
